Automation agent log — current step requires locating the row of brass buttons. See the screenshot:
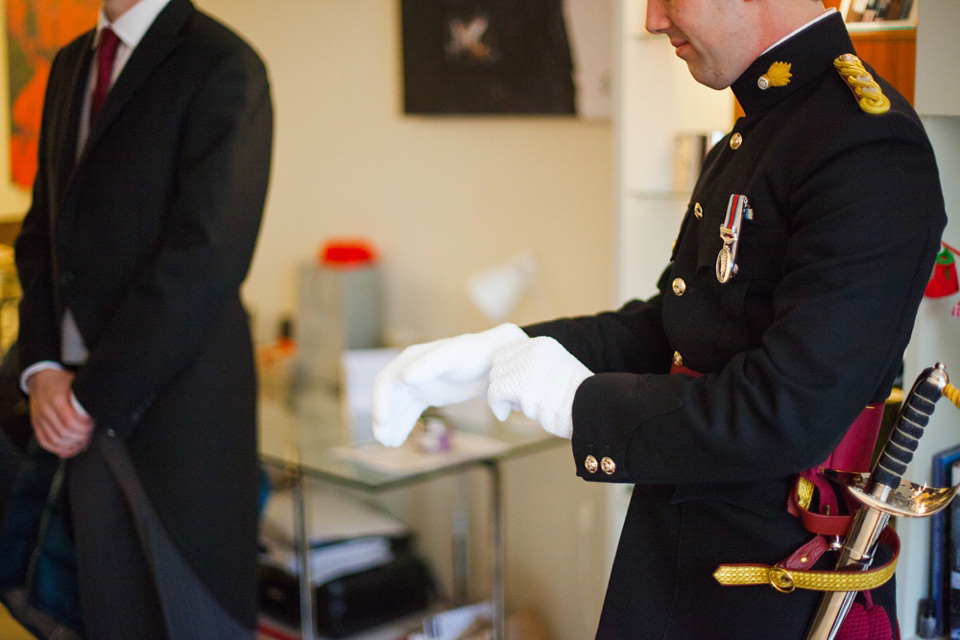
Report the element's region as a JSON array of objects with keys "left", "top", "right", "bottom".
[{"left": 669, "top": 131, "right": 742, "bottom": 373}]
